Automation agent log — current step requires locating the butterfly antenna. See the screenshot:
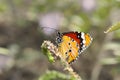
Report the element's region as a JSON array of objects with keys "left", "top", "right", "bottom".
[
  {"left": 40, "top": 26, "right": 61, "bottom": 43},
  {"left": 40, "top": 27, "right": 59, "bottom": 32}
]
